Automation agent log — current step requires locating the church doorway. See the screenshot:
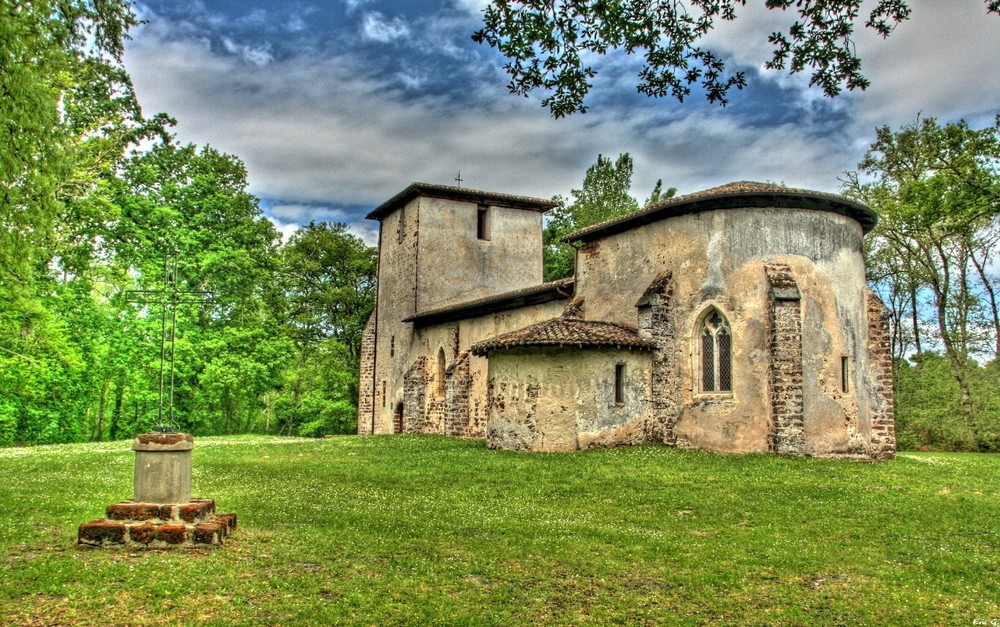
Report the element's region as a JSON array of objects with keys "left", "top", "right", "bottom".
[{"left": 393, "top": 403, "right": 404, "bottom": 434}]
